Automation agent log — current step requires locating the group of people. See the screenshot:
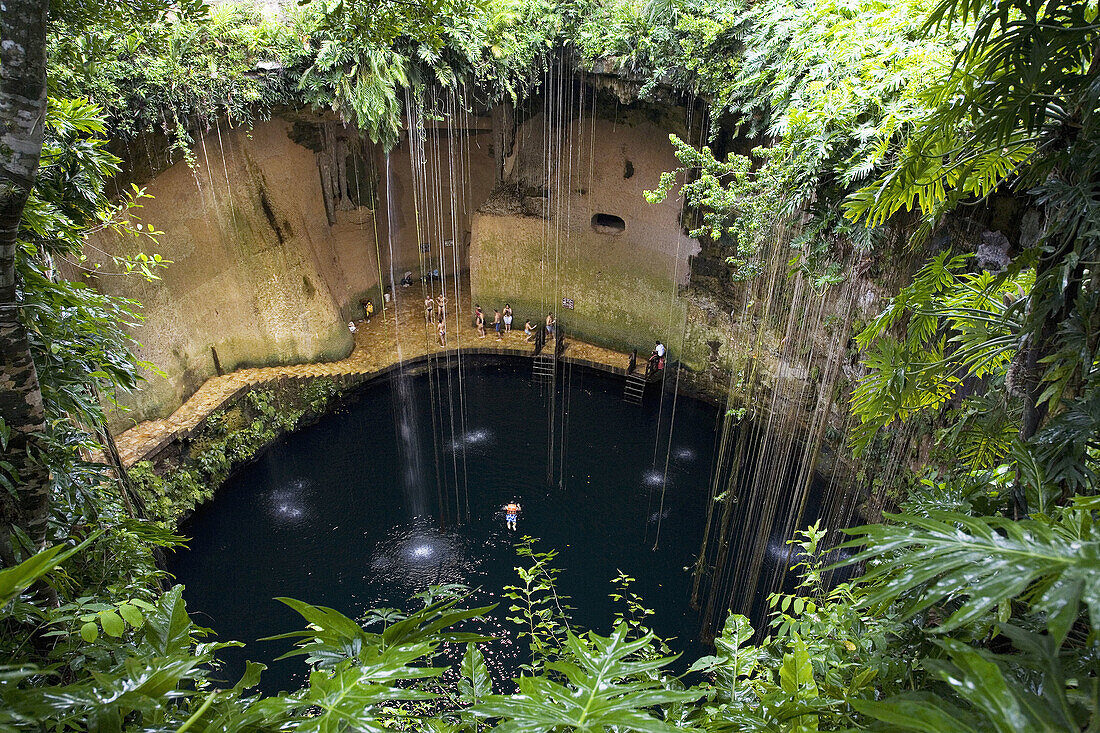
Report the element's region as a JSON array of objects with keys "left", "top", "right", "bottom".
[
  {"left": 424, "top": 294, "right": 563, "bottom": 349},
  {"left": 425, "top": 294, "right": 448, "bottom": 345},
  {"left": 360, "top": 293, "right": 659, "bottom": 369},
  {"left": 365, "top": 291, "right": 662, "bottom": 373},
  {"left": 472, "top": 305, "right": 559, "bottom": 345},
  {"left": 474, "top": 303, "right": 514, "bottom": 340}
]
